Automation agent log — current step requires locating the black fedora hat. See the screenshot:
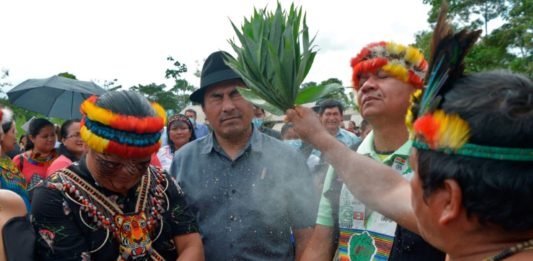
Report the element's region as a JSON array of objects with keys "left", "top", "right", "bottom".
[{"left": 190, "top": 51, "right": 242, "bottom": 103}]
